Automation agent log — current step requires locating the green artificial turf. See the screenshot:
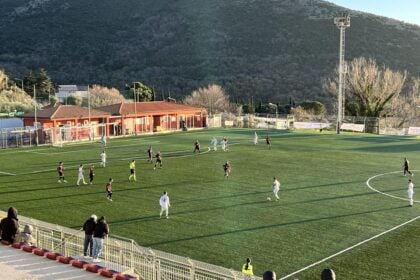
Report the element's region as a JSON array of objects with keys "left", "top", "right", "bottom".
[{"left": 0, "top": 128, "right": 419, "bottom": 279}]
